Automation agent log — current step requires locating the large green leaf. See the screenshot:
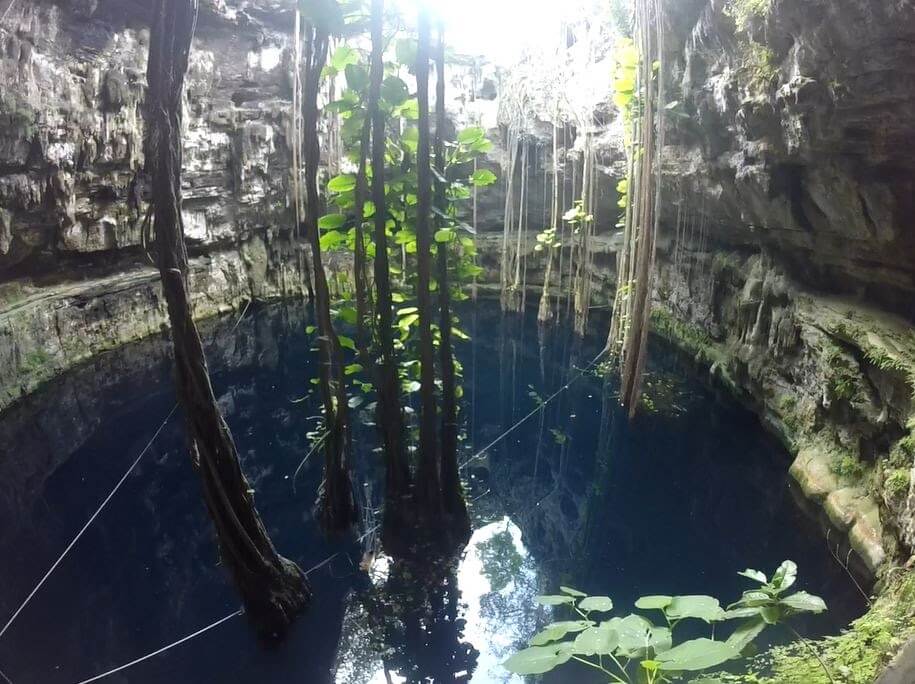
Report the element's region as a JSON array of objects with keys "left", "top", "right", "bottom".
[
  {"left": 738, "top": 568, "right": 767, "bottom": 584},
  {"left": 572, "top": 625, "right": 619, "bottom": 656},
  {"left": 635, "top": 595, "right": 673, "bottom": 611},
  {"left": 605, "top": 614, "right": 653, "bottom": 657},
  {"left": 502, "top": 645, "right": 571, "bottom": 675},
  {"left": 330, "top": 44, "right": 359, "bottom": 72},
  {"left": 725, "top": 617, "right": 767, "bottom": 653},
  {"left": 656, "top": 638, "right": 739, "bottom": 672},
  {"left": 327, "top": 174, "right": 357, "bottom": 193},
  {"left": 457, "top": 126, "right": 485, "bottom": 144},
  {"left": 771, "top": 561, "right": 798, "bottom": 593},
  {"left": 470, "top": 169, "right": 497, "bottom": 186},
  {"left": 381, "top": 76, "right": 409, "bottom": 106},
  {"left": 779, "top": 591, "right": 827, "bottom": 614},
  {"left": 535, "top": 595, "right": 575, "bottom": 606},
  {"left": 579, "top": 596, "right": 614, "bottom": 613},
  {"left": 666, "top": 596, "right": 725, "bottom": 623},
  {"left": 318, "top": 213, "right": 346, "bottom": 230},
  {"left": 560, "top": 586, "right": 587, "bottom": 598},
  {"left": 529, "top": 621, "right": 593, "bottom": 646}
]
